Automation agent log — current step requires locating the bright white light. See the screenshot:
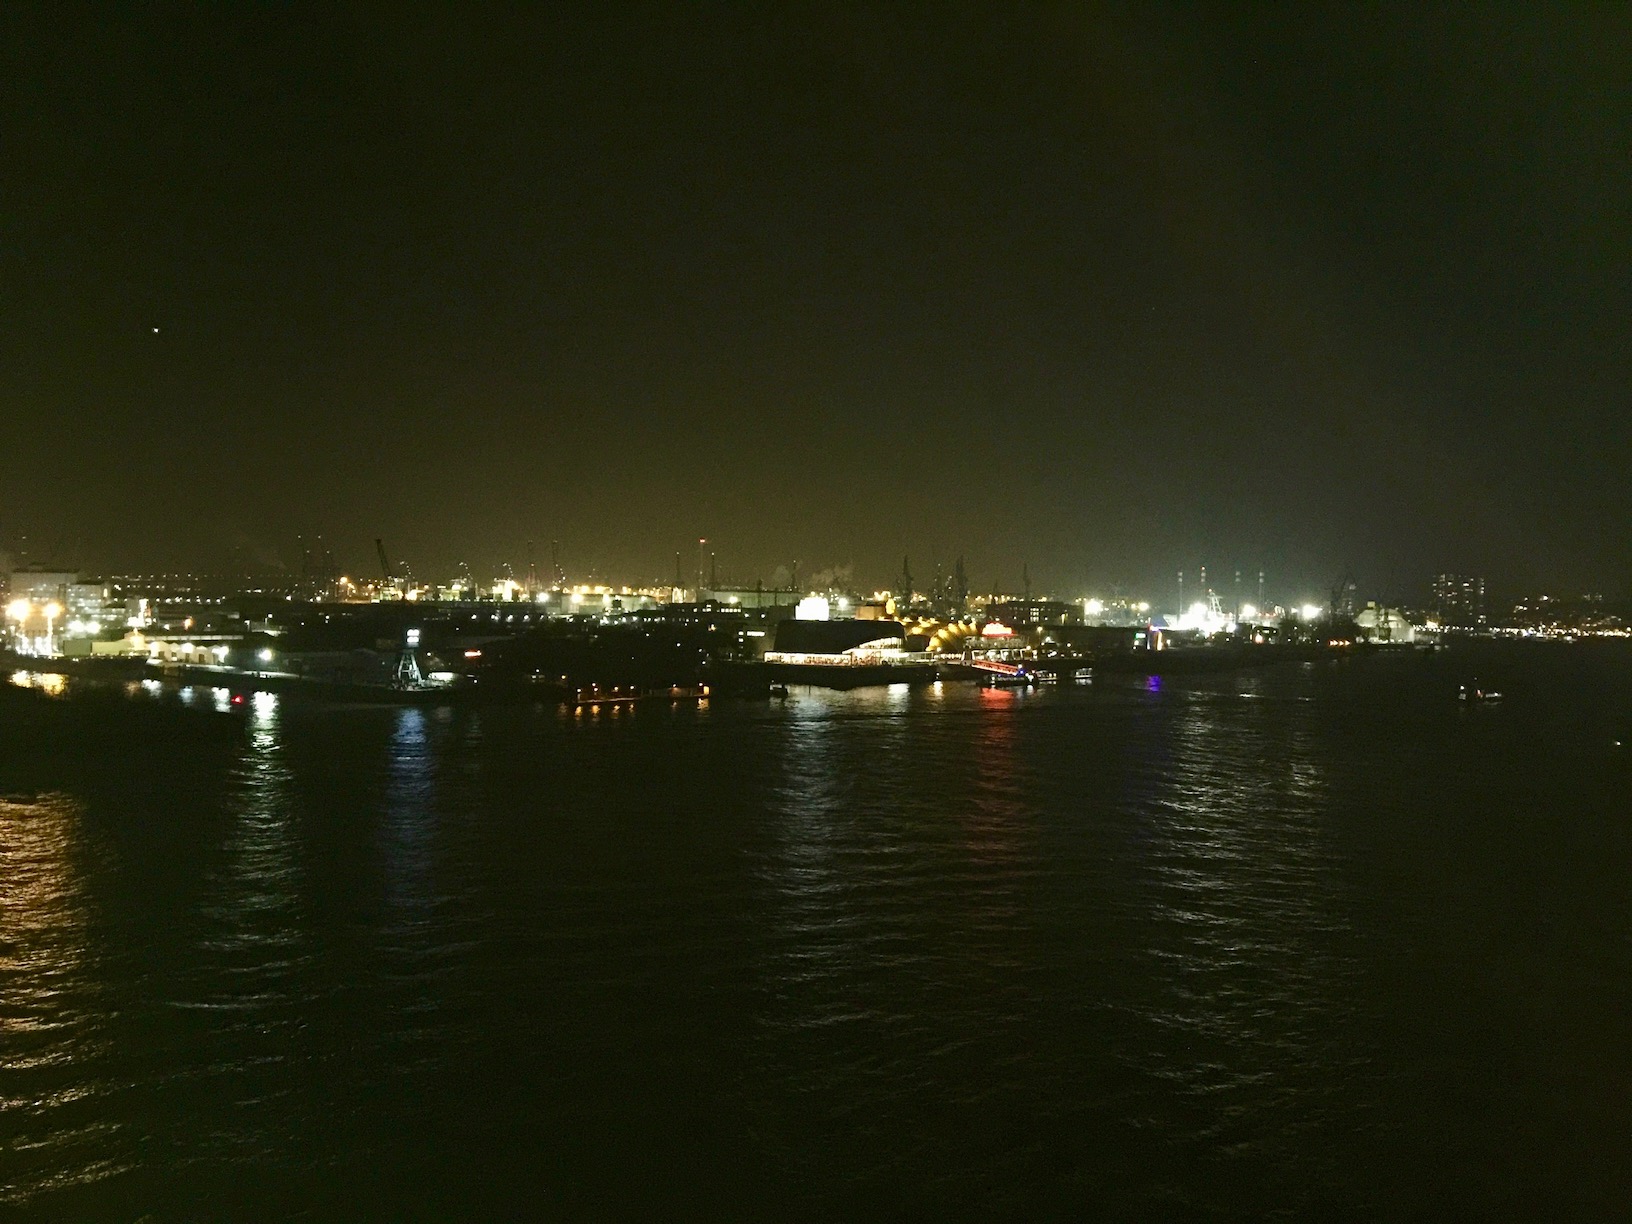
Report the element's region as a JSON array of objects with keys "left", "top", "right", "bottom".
[
  {"left": 1300, "top": 604, "right": 1323, "bottom": 621},
  {"left": 795, "top": 596, "right": 831, "bottom": 621},
  {"left": 1085, "top": 598, "right": 1104, "bottom": 616},
  {"left": 1171, "top": 598, "right": 1236, "bottom": 636},
  {"left": 1240, "top": 603, "right": 1258, "bottom": 621},
  {"left": 258, "top": 648, "right": 274, "bottom": 662}
]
